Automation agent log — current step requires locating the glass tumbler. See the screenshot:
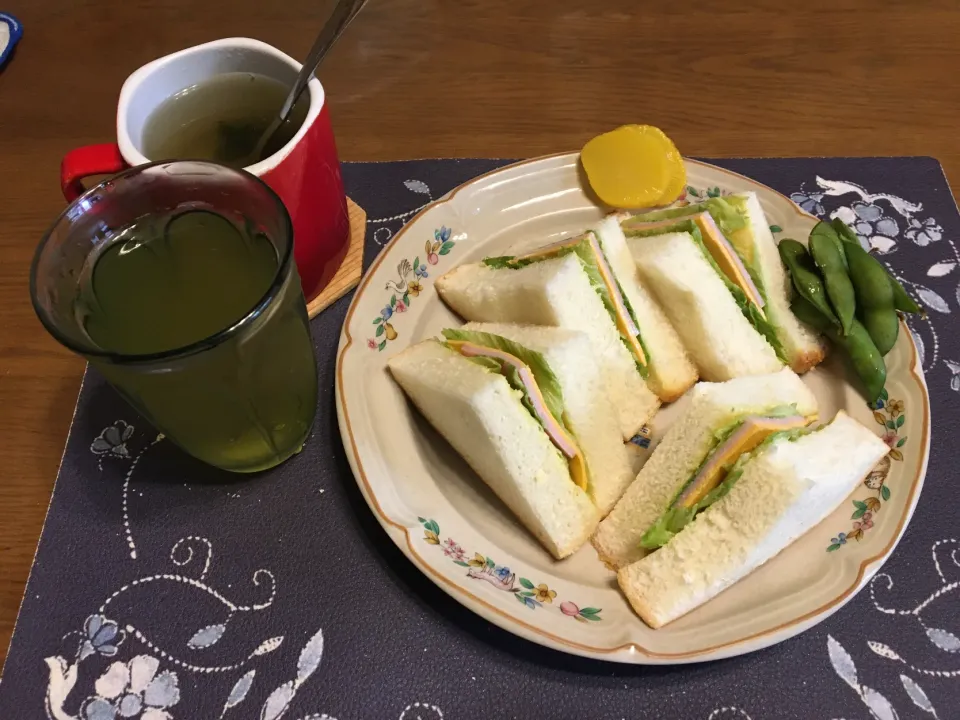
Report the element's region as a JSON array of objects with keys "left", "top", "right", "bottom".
[{"left": 31, "top": 161, "right": 319, "bottom": 472}]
